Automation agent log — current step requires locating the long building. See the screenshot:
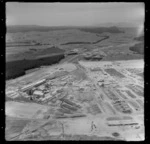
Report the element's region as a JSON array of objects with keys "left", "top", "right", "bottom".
[
  {"left": 21, "top": 79, "right": 46, "bottom": 92},
  {"left": 61, "top": 103, "right": 78, "bottom": 111},
  {"left": 61, "top": 98, "right": 81, "bottom": 108}
]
